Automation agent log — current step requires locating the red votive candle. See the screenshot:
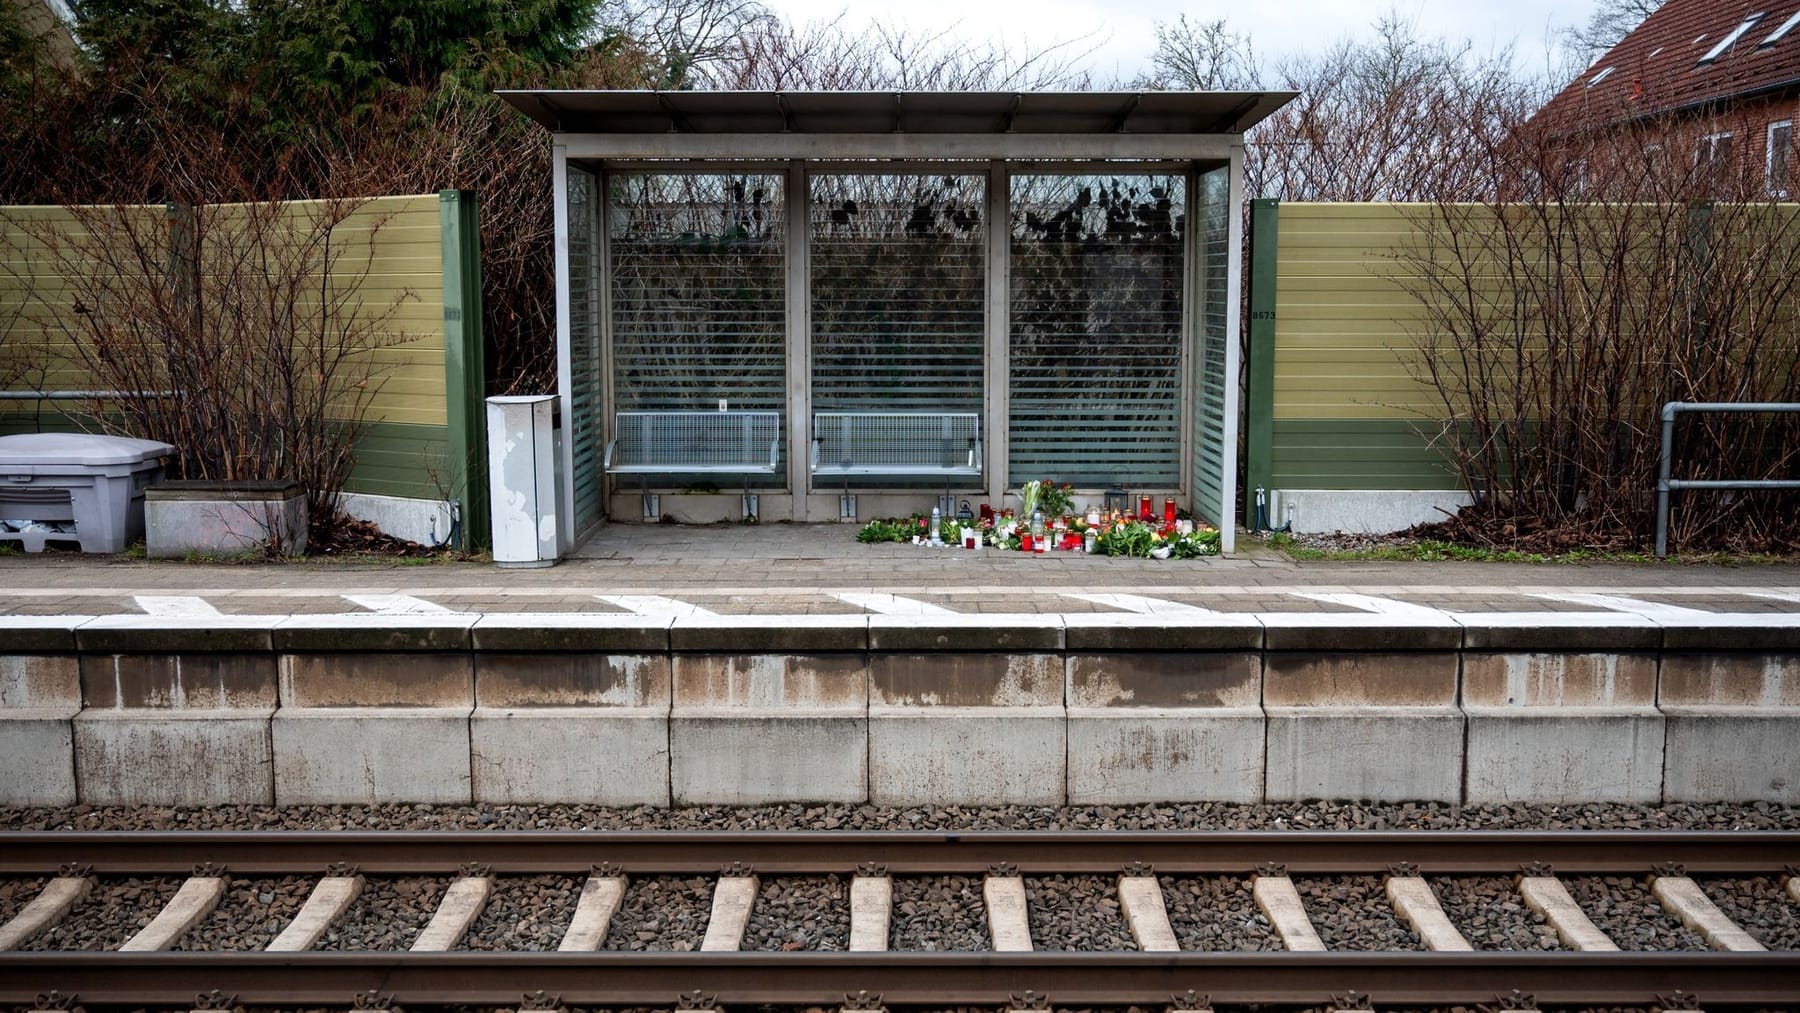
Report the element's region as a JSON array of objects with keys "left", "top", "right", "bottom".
[
  {"left": 1164, "top": 498, "right": 1177, "bottom": 525},
  {"left": 1020, "top": 532, "right": 1033, "bottom": 552},
  {"left": 1138, "top": 496, "right": 1153, "bottom": 520}
]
